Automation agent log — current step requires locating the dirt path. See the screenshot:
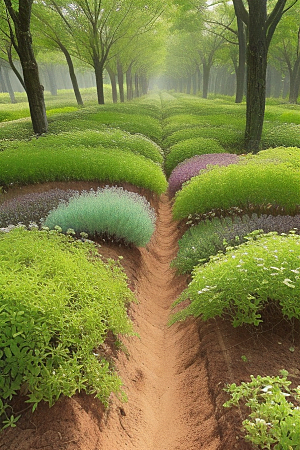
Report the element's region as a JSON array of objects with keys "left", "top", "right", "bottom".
[
  {"left": 98, "top": 194, "right": 221, "bottom": 450},
  {"left": 1, "top": 190, "right": 300, "bottom": 450}
]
